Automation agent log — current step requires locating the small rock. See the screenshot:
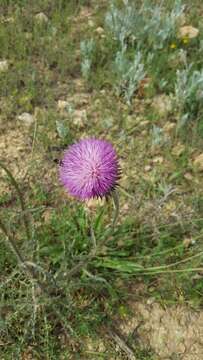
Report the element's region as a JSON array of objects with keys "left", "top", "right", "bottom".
[
  {"left": 152, "top": 94, "right": 172, "bottom": 117},
  {"left": 97, "top": 342, "right": 106, "bottom": 352},
  {"left": 18, "top": 112, "right": 34, "bottom": 126},
  {"left": 95, "top": 26, "right": 104, "bottom": 35},
  {"left": 163, "top": 122, "right": 176, "bottom": 133},
  {"left": 73, "top": 109, "right": 86, "bottom": 127},
  {"left": 57, "top": 100, "right": 69, "bottom": 111},
  {"left": 1, "top": 17, "right": 14, "bottom": 23},
  {"left": 25, "top": 32, "right": 32, "bottom": 40},
  {"left": 172, "top": 143, "right": 185, "bottom": 157},
  {"left": 88, "top": 19, "right": 94, "bottom": 27},
  {"left": 139, "top": 120, "right": 150, "bottom": 128},
  {"left": 35, "top": 12, "right": 48, "bottom": 23},
  {"left": 193, "top": 153, "right": 203, "bottom": 171},
  {"left": 183, "top": 238, "right": 193, "bottom": 248},
  {"left": 144, "top": 165, "right": 152, "bottom": 172},
  {"left": 184, "top": 172, "right": 193, "bottom": 181},
  {"left": 122, "top": 203, "right": 129, "bottom": 212},
  {"left": 0, "top": 60, "right": 8, "bottom": 72},
  {"left": 147, "top": 297, "right": 156, "bottom": 305},
  {"left": 178, "top": 25, "right": 199, "bottom": 39},
  {"left": 152, "top": 156, "right": 164, "bottom": 164}
]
